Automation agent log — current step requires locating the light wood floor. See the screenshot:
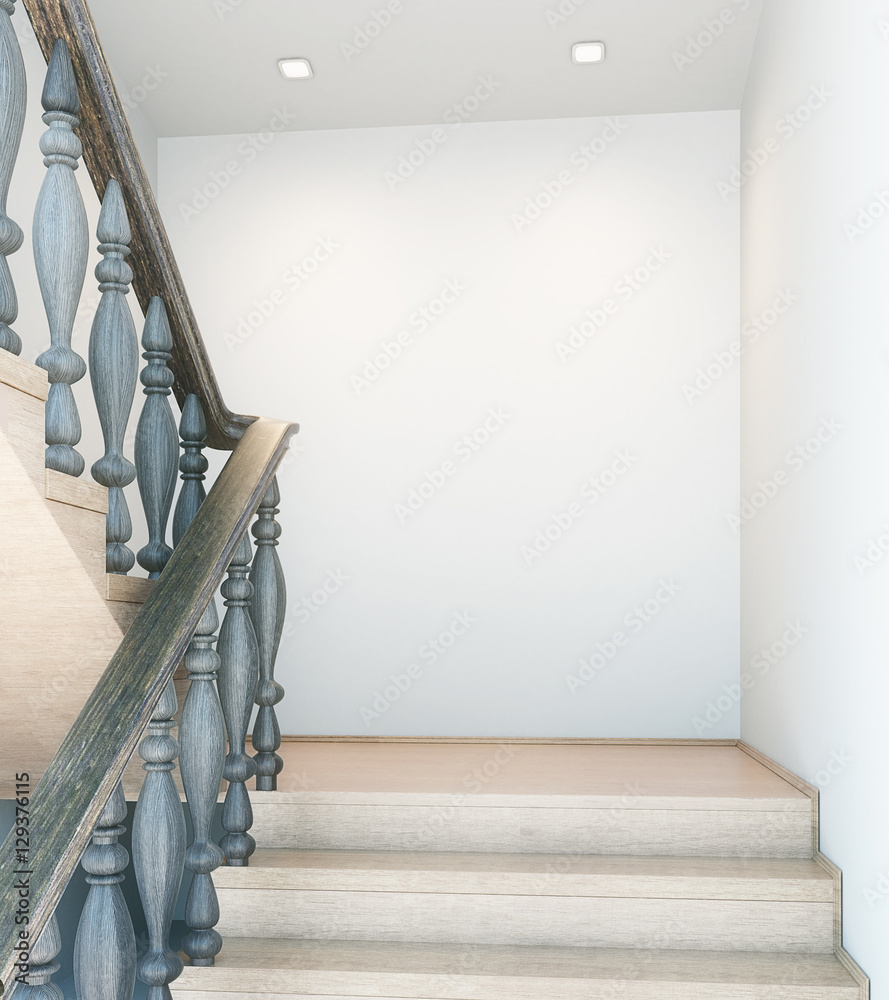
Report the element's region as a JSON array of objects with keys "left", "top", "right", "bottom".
[{"left": 269, "top": 741, "right": 807, "bottom": 801}]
